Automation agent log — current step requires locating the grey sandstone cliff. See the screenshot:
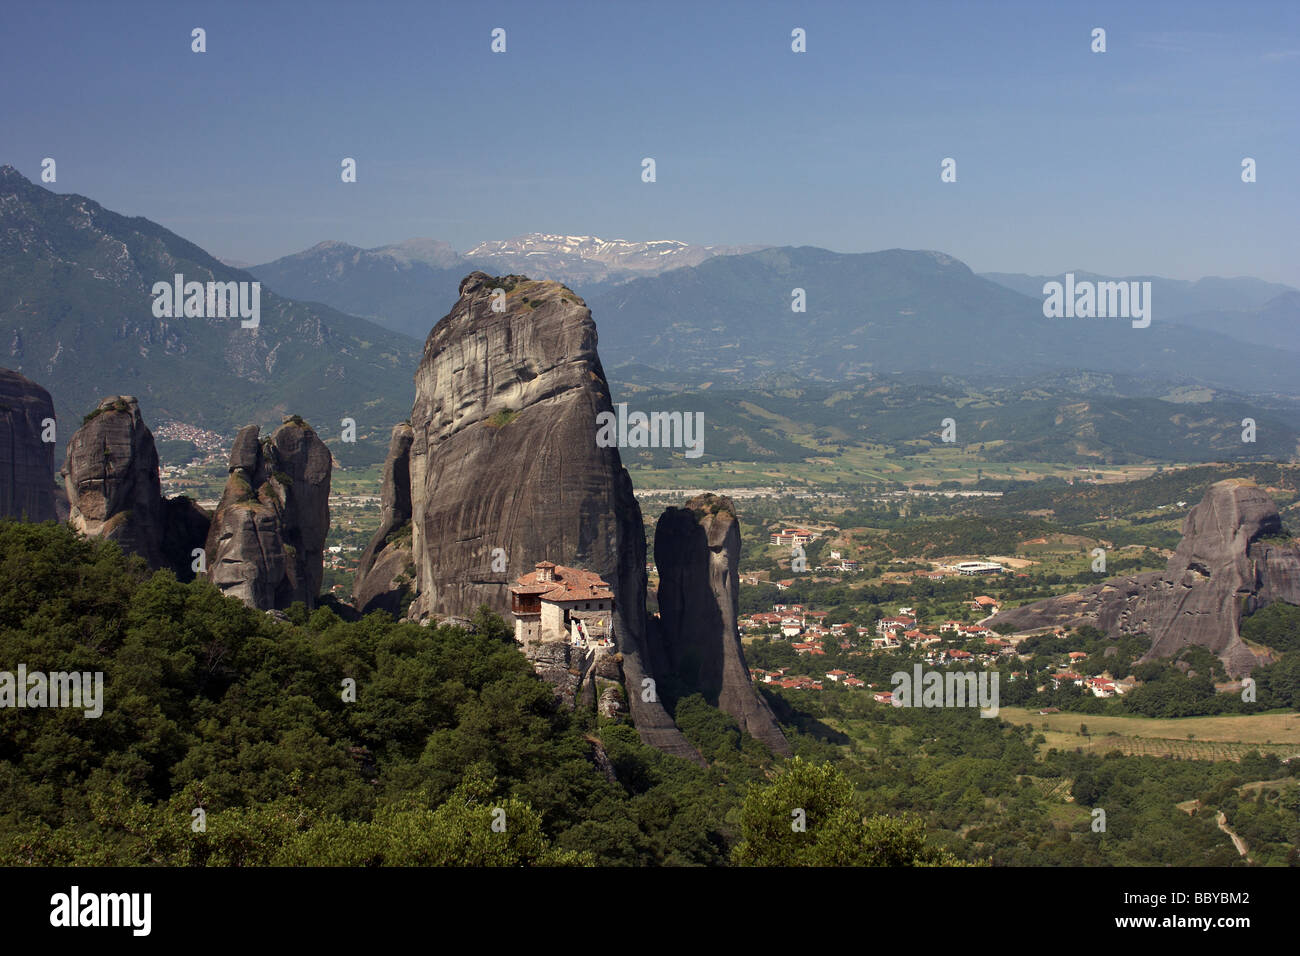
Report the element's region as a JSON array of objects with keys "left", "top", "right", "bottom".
[
  {"left": 205, "top": 417, "right": 331, "bottom": 610},
  {"left": 352, "top": 423, "right": 416, "bottom": 615},
  {"left": 0, "top": 368, "right": 59, "bottom": 522},
  {"left": 655, "top": 494, "right": 792, "bottom": 755},
  {"left": 403, "top": 272, "right": 700, "bottom": 762},
  {"left": 988, "top": 479, "right": 1300, "bottom": 676},
  {"left": 61, "top": 395, "right": 209, "bottom": 577},
  {"left": 162, "top": 494, "right": 212, "bottom": 582}
]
